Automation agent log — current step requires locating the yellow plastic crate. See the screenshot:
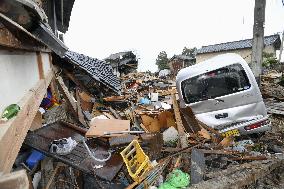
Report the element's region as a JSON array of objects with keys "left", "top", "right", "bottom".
[{"left": 120, "top": 140, "right": 152, "bottom": 182}]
